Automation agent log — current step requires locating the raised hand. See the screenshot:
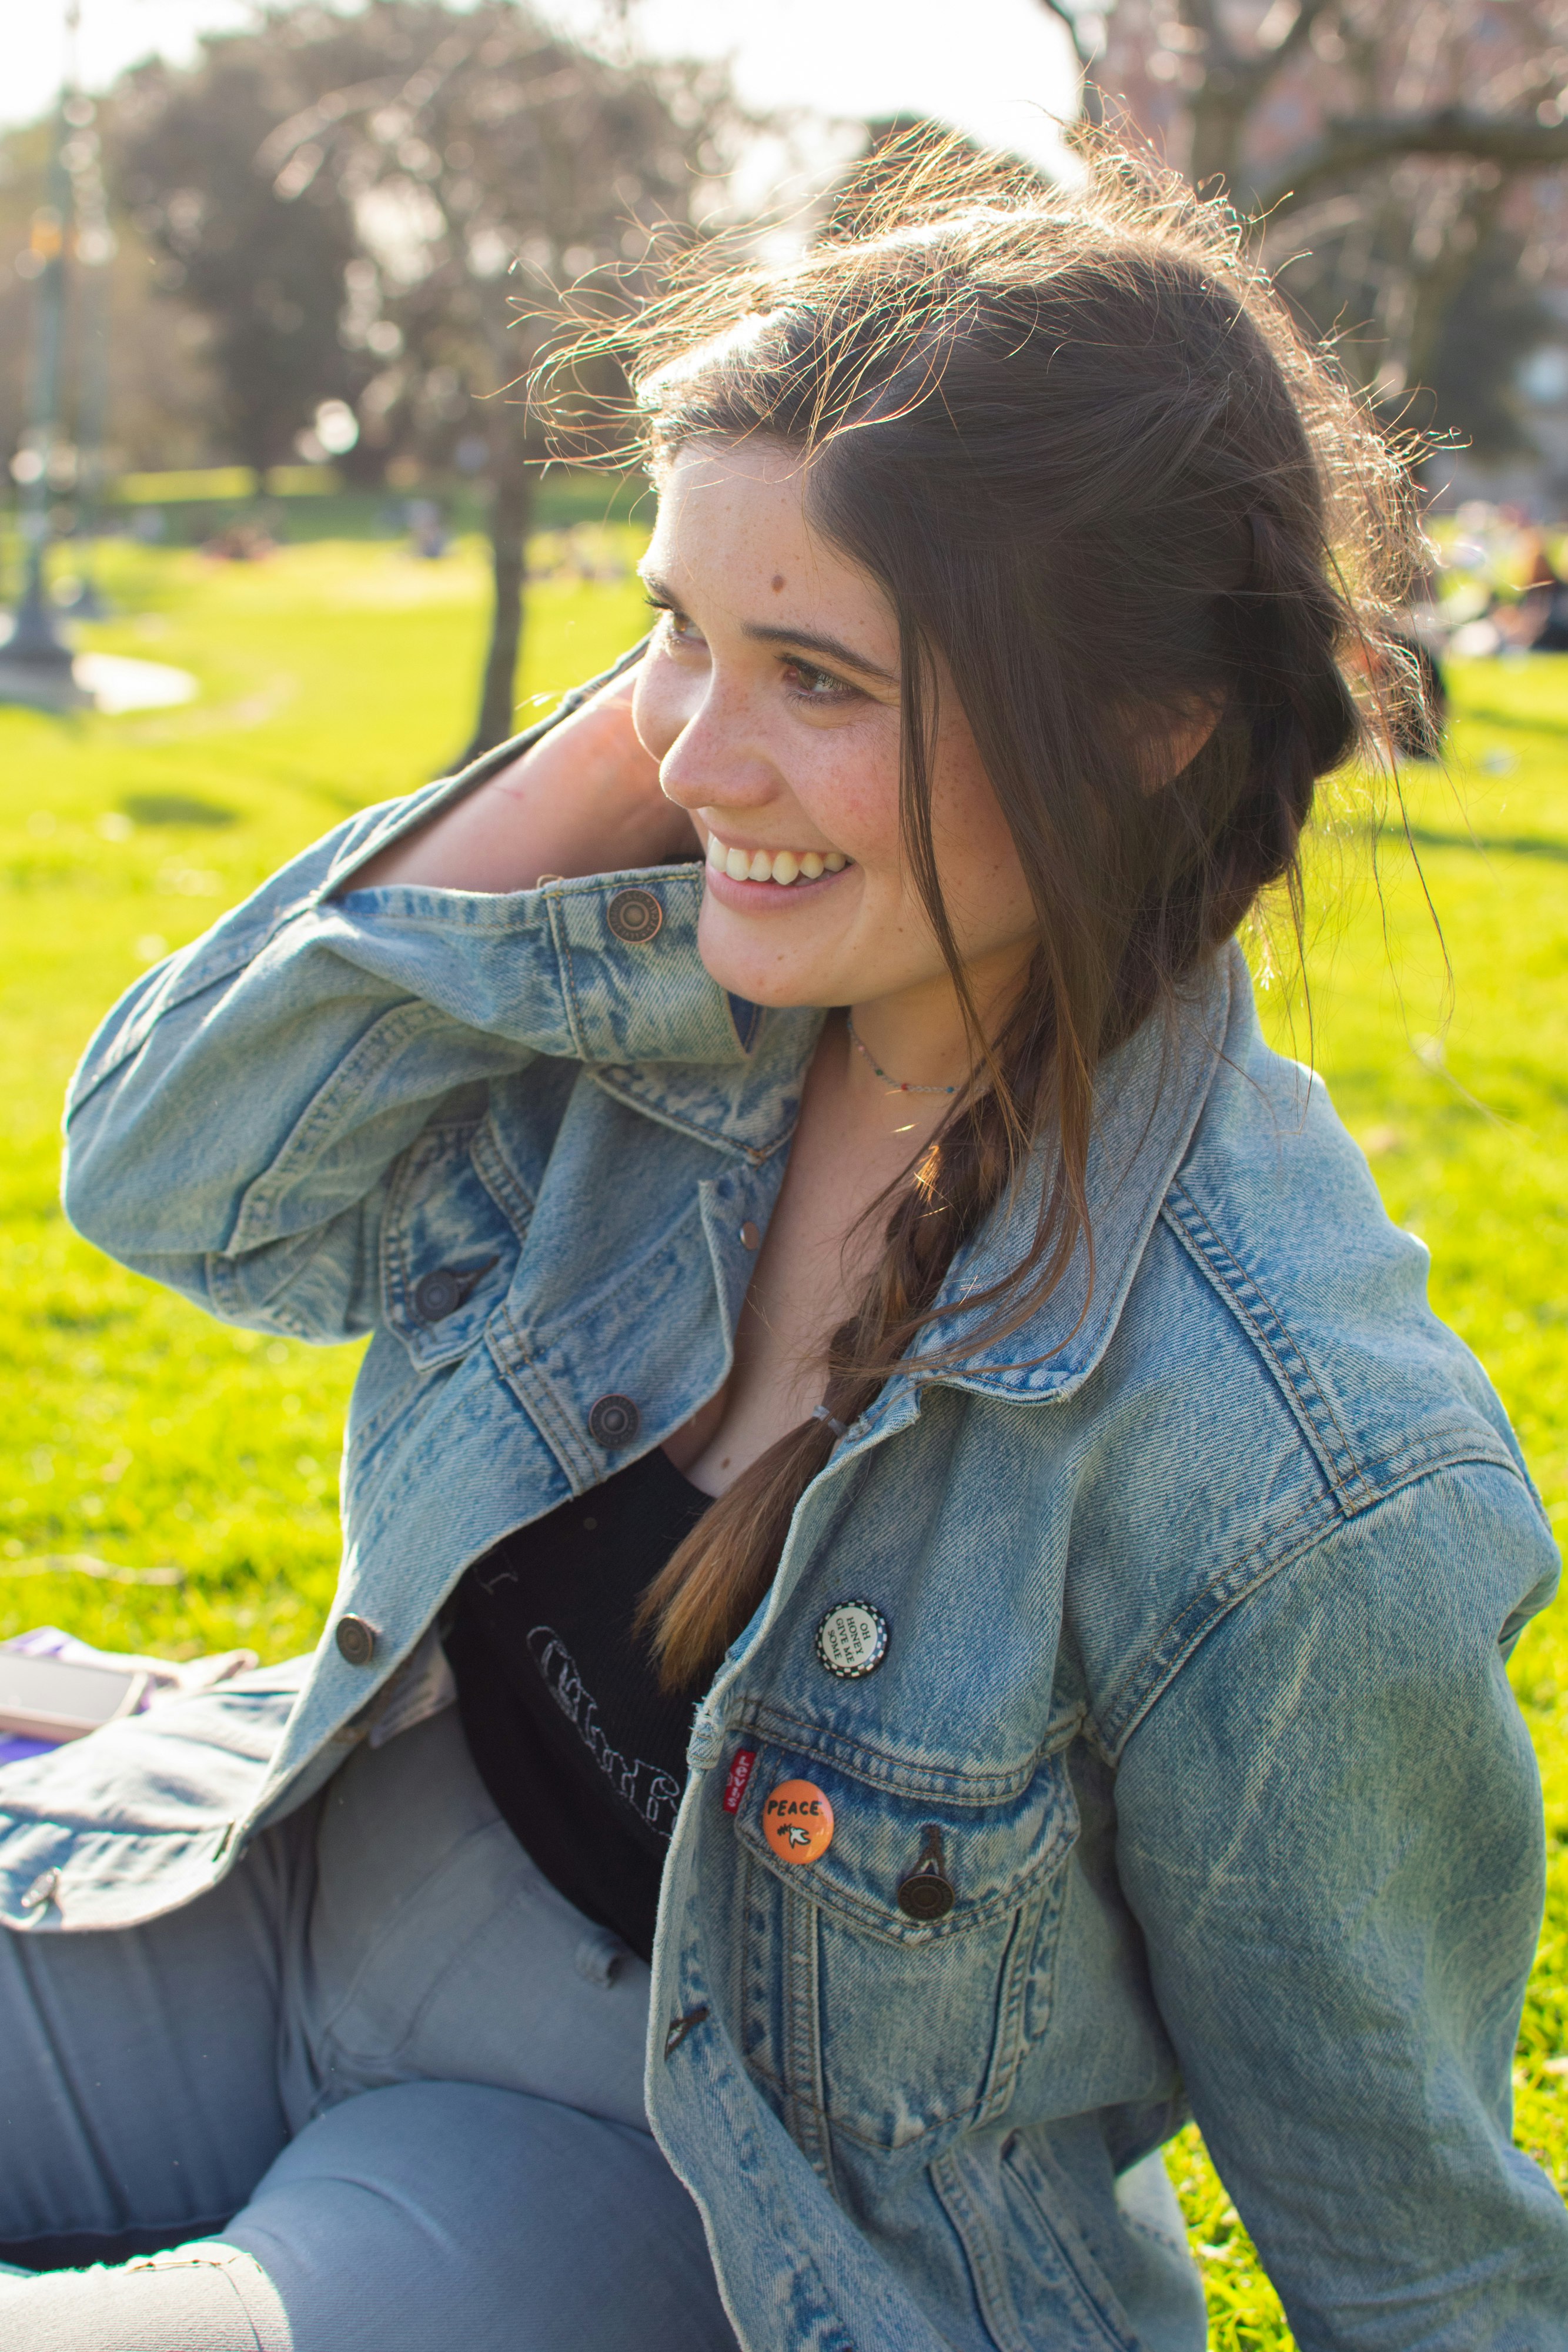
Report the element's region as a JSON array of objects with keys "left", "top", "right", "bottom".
[{"left": 349, "top": 667, "right": 700, "bottom": 896}]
